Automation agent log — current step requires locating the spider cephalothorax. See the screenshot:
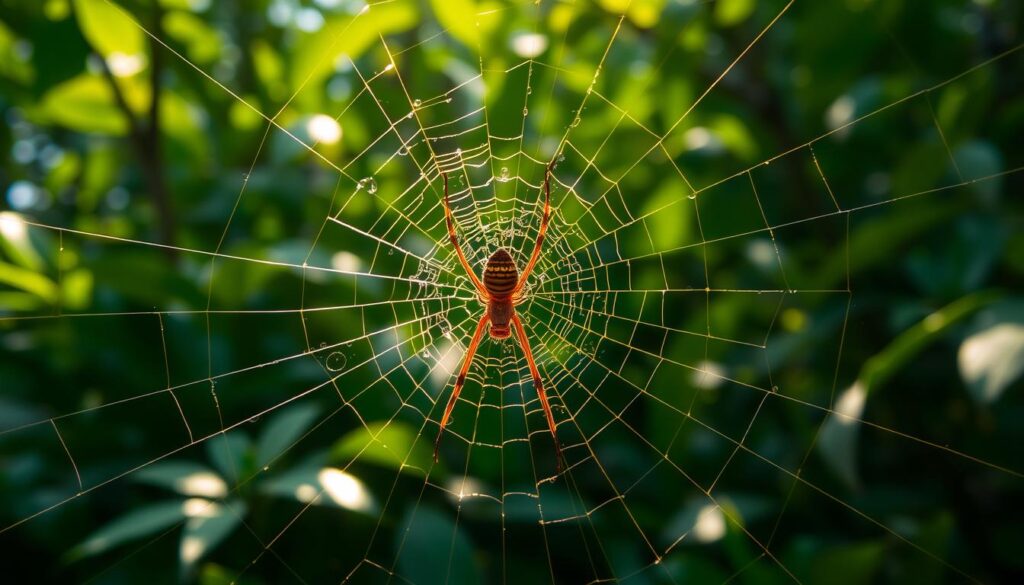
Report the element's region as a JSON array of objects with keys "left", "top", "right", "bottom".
[{"left": 434, "top": 162, "right": 563, "bottom": 472}]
